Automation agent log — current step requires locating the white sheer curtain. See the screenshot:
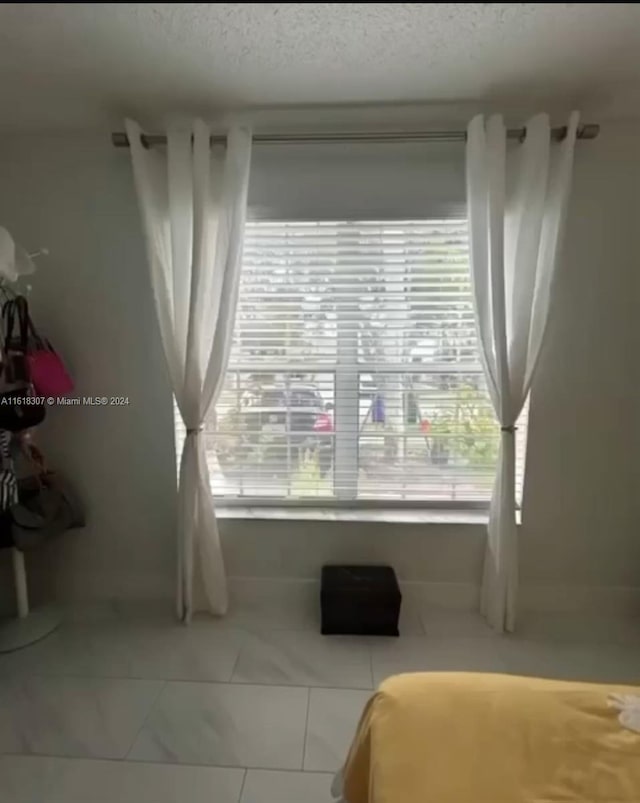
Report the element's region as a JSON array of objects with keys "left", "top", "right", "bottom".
[
  {"left": 126, "top": 119, "right": 252, "bottom": 622},
  {"left": 466, "top": 112, "right": 579, "bottom": 632}
]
